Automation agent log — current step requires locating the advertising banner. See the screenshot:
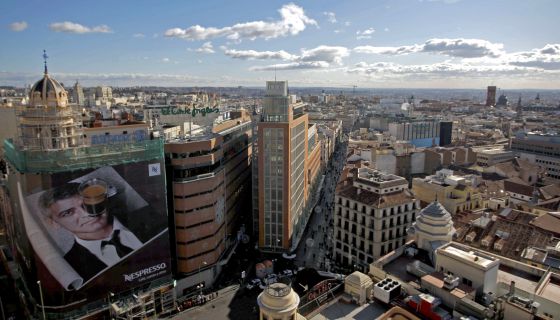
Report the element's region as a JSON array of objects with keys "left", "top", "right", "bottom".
[{"left": 18, "top": 160, "right": 171, "bottom": 305}]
